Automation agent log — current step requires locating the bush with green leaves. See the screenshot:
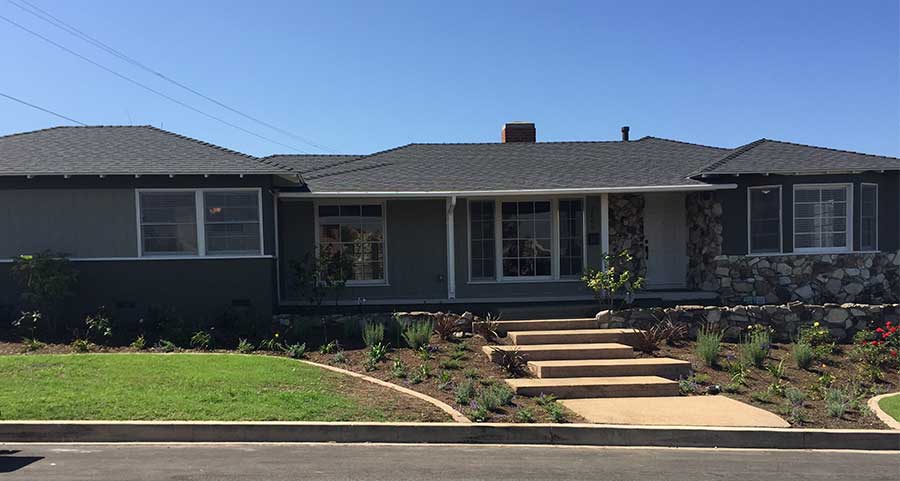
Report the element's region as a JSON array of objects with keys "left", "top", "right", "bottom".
[
  {"left": 798, "top": 322, "right": 832, "bottom": 346},
  {"left": 825, "top": 388, "right": 847, "bottom": 418},
  {"left": 515, "top": 408, "right": 536, "bottom": 423},
  {"left": 22, "top": 337, "right": 45, "bottom": 352},
  {"left": 792, "top": 342, "right": 815, "bottom": 369},
  {"left": 362, "top": 322, "right": 385, "bottom": 348},
  {"left": 70, "top": 338, "right": 91, "bottom": 353},
  {"left": 284, "top": 342, "right": 307, "bottom": 359},
  {"left": 318, "top": 340, "right": 340, "bottom": 354},
  {"left": 129, "top": 335, "right": 146, "bottom": 350},
  {"left": 784, "top": 386, "right": 807, "bottom": 407},
  {"left": 490, "top": 347, "right": 528, "bottom": 377},
  {"left": 476, "top": 384, "right": 514, "bottom": 413},
  {"left": 13, "top": 311, "right": 42, "bottom": 340},
  {"left": 190, "top": 330, "right": 212, "bottom": 350},
  {"left": 455, "top": 379, "right": 478, "bottom": 405},
  {"left": 695, "top": 326, "right": 722, "bottom": 367},
  {"left": 259, "top": 337, "right": 283, "bottom": 352},
  {"left": 11, "top": 251, "right": 78, "bottom": 337},
  {"left": 740, "top": 327, "right": 771, "bottom": 368},
  {"left": 766, "top": 359, "right": 785, "bottom": 380},
  {"left": 367, "top": 342, "right": 388, "bottom": 364},
  {"left": 156, "top": 339, "right": 178, "bottom": 352},
  {"left": 544, "top": 401, "right": 566, "bottom": 423},
  {"left": 582, "top": 250, "right": 645, "bottom": 310},
  {"left": 436, "top": 371, "right": 453, "bottom": 391},
  {"left": 390, "top": 359, "right": 407, "bottom": 379},
  {"left": 236, "top": 338, "right": 254, "bottom": 354},
  {"left": 402, "top": 321, "right": 433, "bottom": 350},
  {"left": 332, "top": 350, "right": 348, "bottom": 364},
  {"left": 84, "top": 307, "right": 113, "bottom": 345},
  {"left": 470, "top": 403, "right": 490, "bottom": 422}
]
